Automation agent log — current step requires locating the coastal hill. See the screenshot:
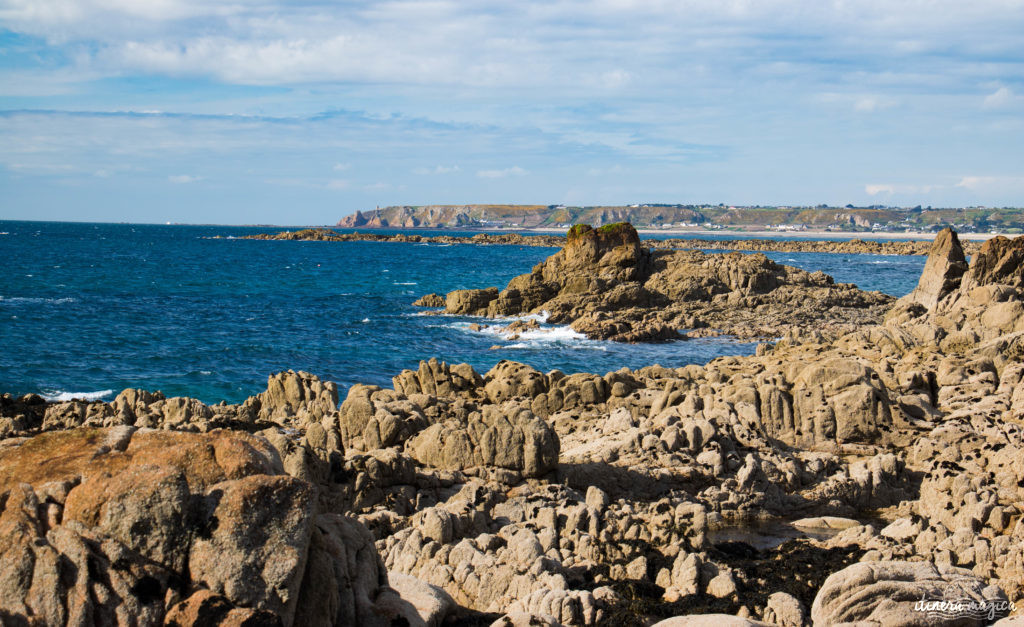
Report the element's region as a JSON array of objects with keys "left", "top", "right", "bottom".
[{"left": 339, "top": 203, "right": 1024, "bottom": 234}]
